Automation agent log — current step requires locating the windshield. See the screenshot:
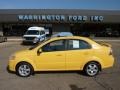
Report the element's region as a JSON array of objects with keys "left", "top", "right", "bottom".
[{"left": 25, "top": 30, "right": 39, "bottom": 35}]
